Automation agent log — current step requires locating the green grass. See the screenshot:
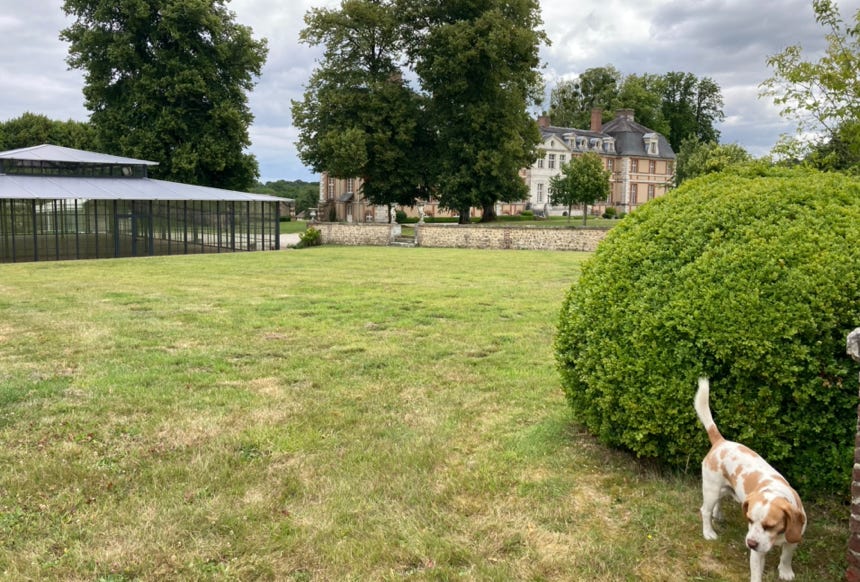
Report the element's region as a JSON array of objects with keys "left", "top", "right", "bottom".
[
  {"left": 0, "top": 247, "right": 846, "bottom": 581},
  {"left": 280, "top": 219, "right": 309, "bottom": 234}
]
